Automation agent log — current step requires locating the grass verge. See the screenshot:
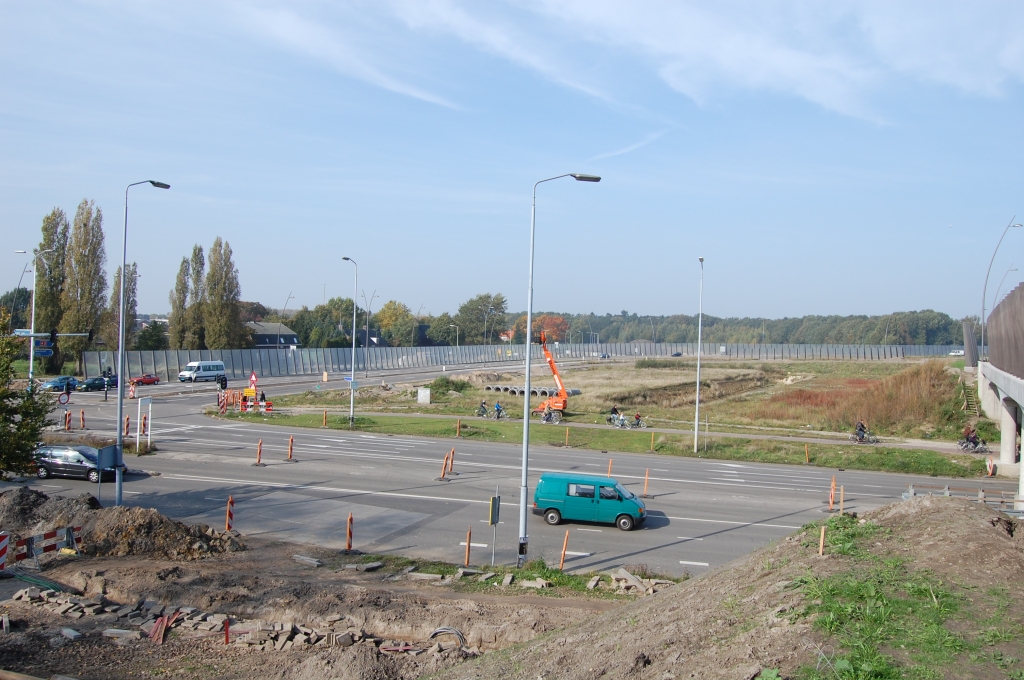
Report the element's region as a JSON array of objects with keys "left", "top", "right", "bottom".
[{"left": 213, "top": 411, "right": 986, "bottom": 478}]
